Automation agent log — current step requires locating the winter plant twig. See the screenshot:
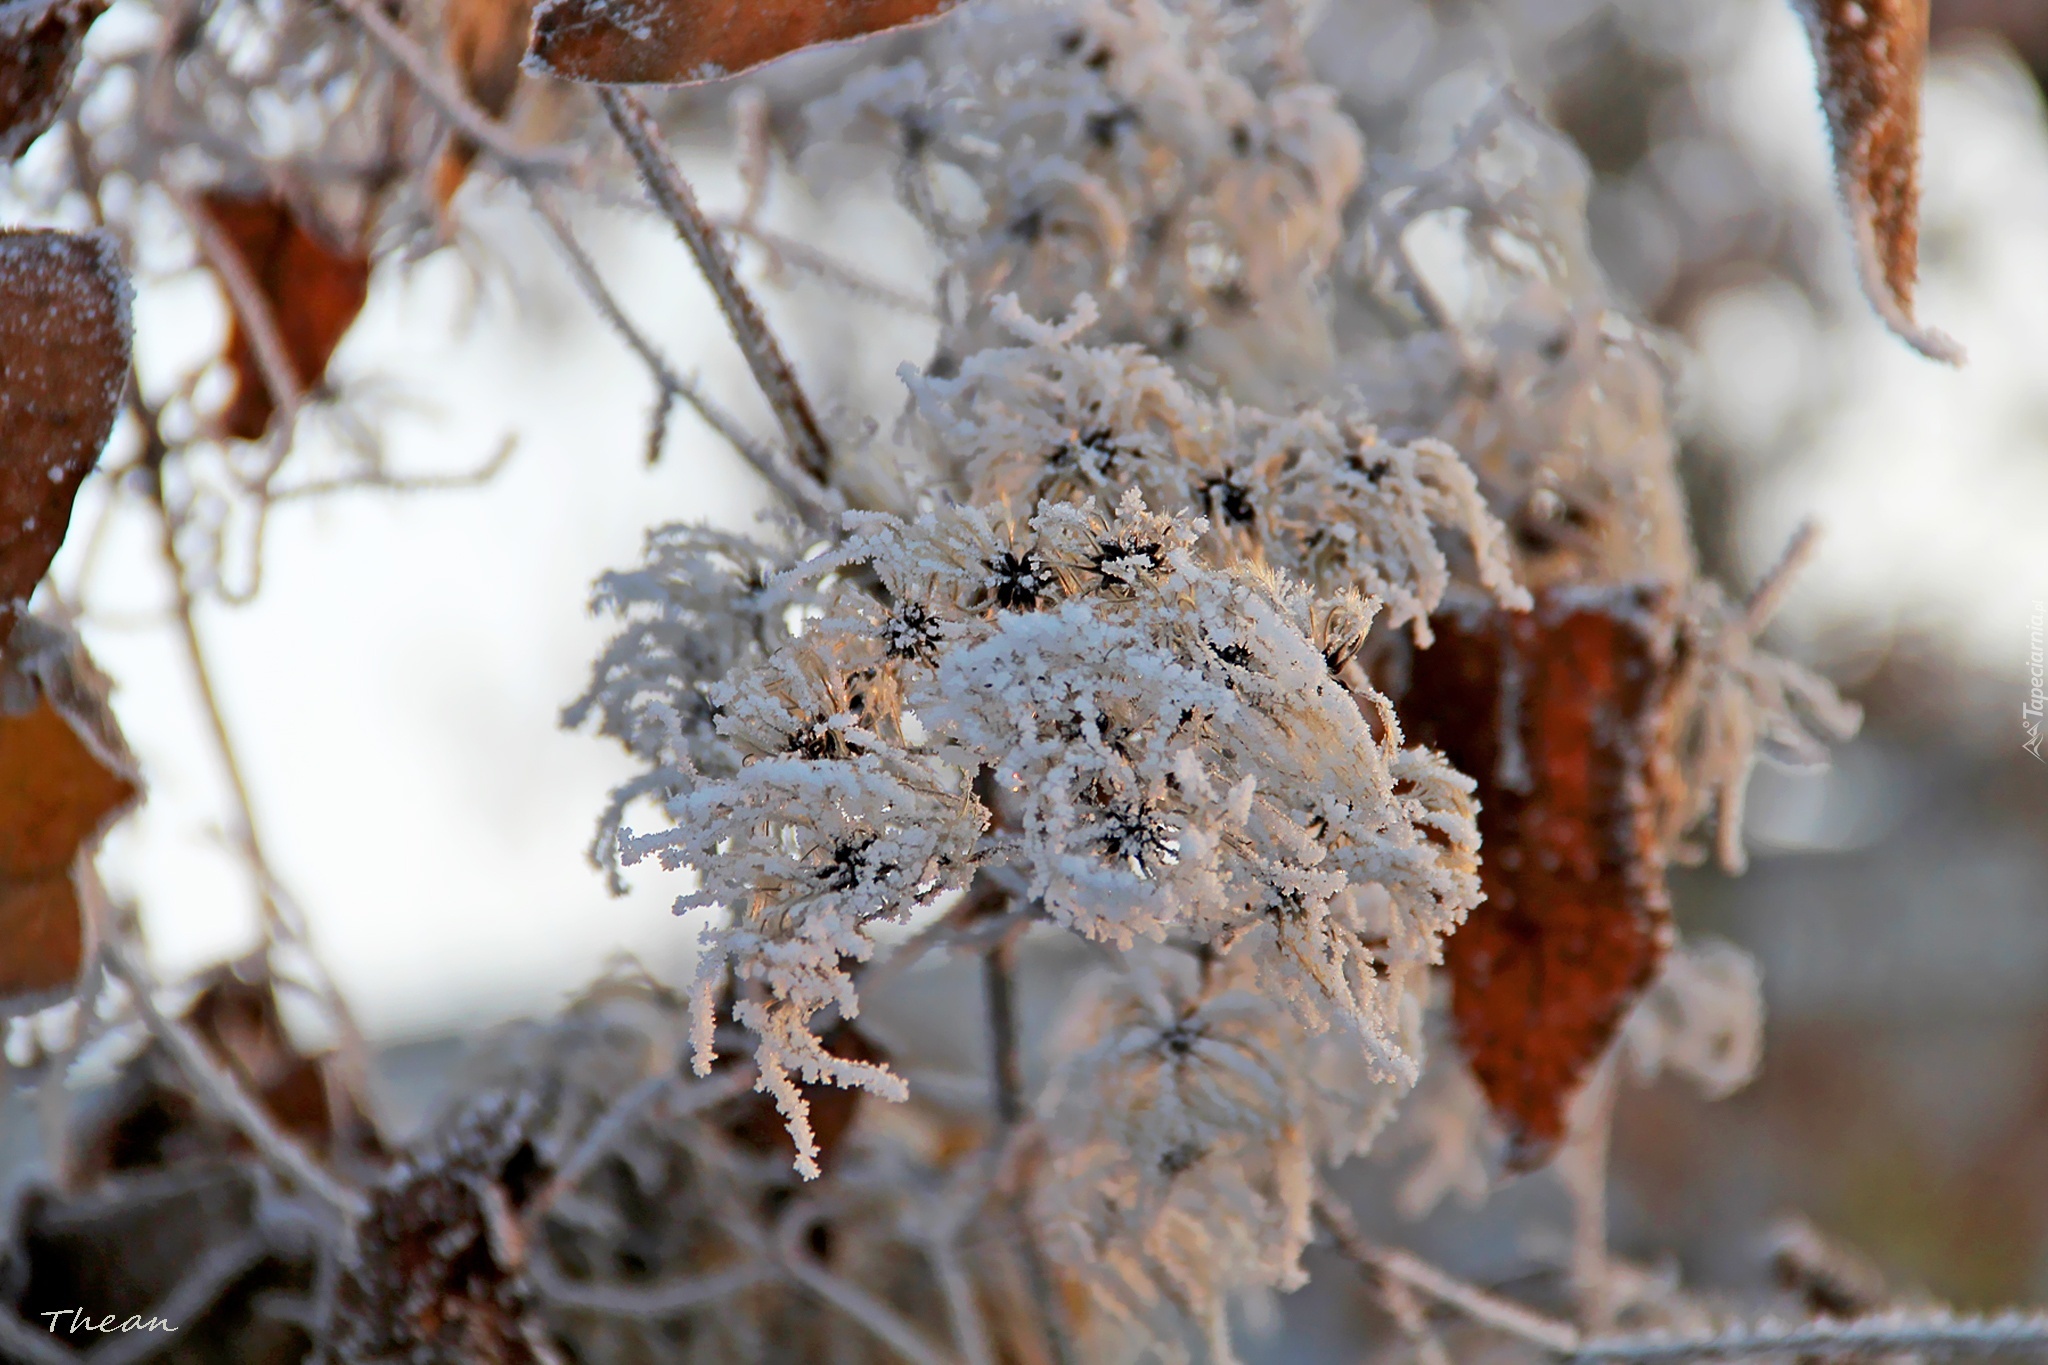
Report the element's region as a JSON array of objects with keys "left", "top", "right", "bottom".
[{"left": 598, "top": 88, "right": 836, "bottom": 486}]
